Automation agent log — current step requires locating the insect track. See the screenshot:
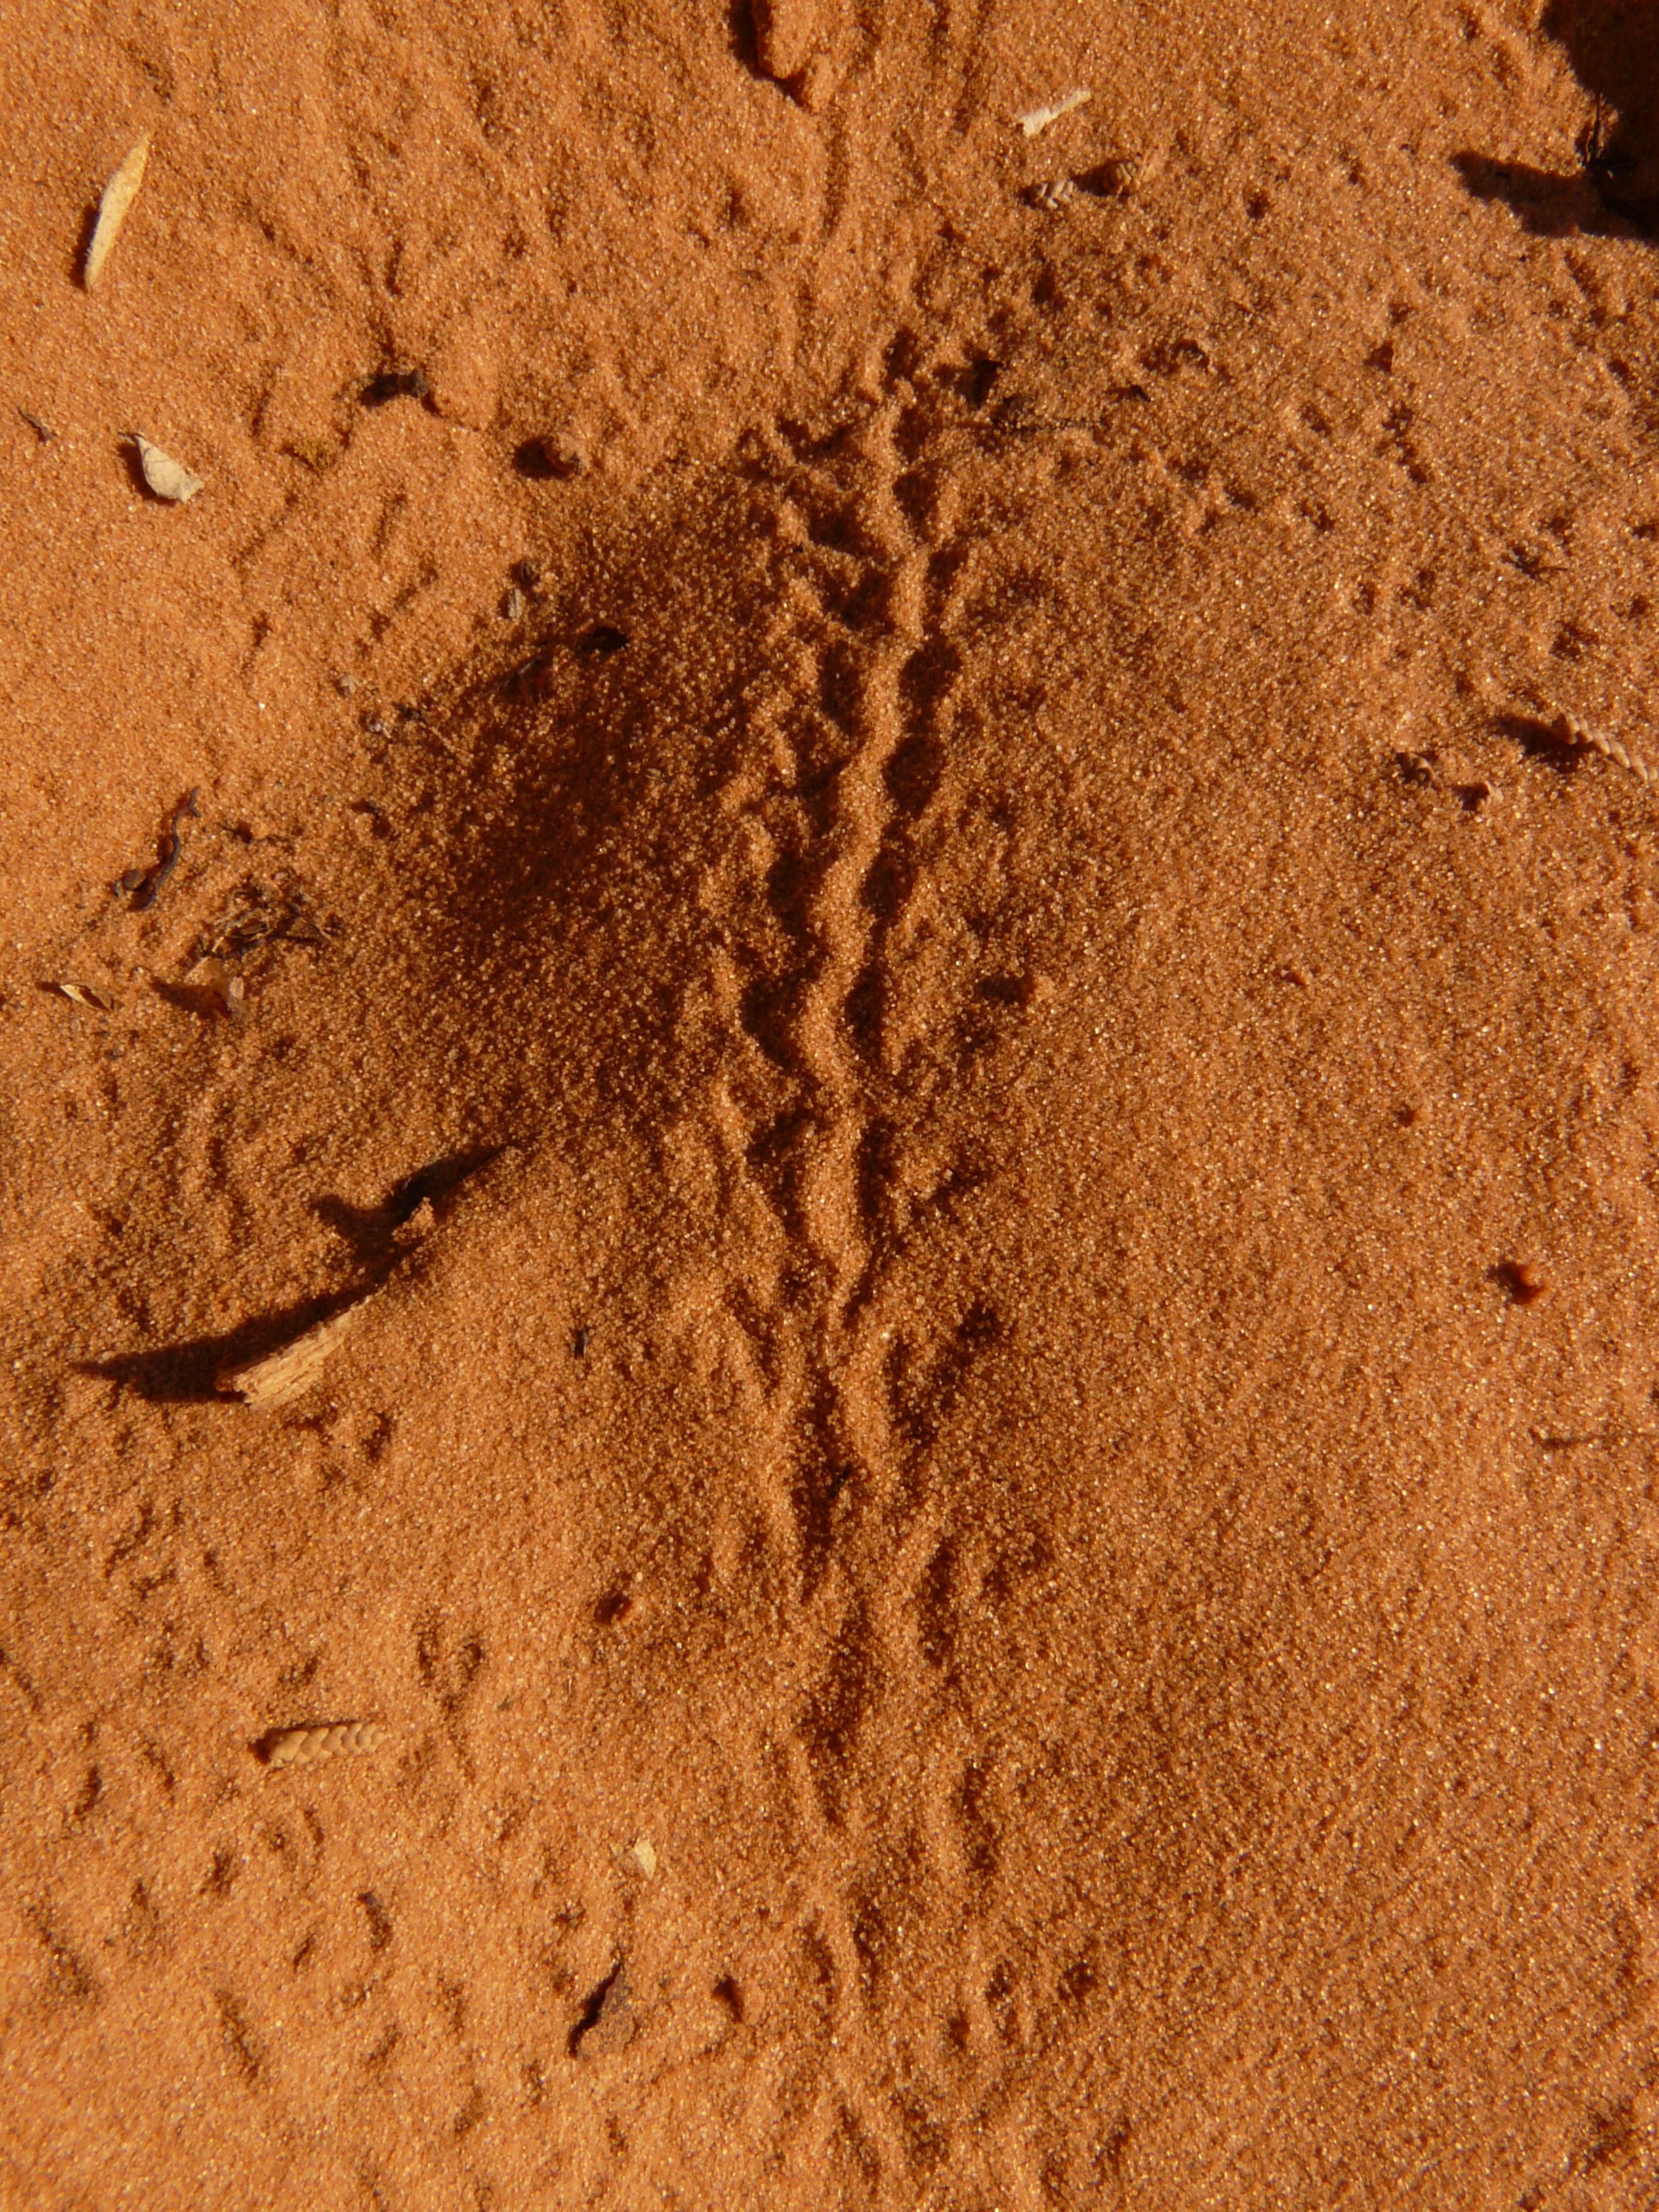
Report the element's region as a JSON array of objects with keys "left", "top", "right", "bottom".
[{"left": 691, "top": 400, "right": 972, "bottom": 1612}]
